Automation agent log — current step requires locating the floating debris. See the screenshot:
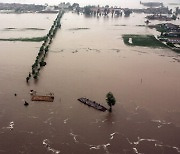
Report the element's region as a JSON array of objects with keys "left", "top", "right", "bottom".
[
  {"left": 30, "top": 90, "right": 36, "bottom": 95},
  {"left": 78, "top": 97, "right": 107, "bottom": 112},
  {"left": 24, "top": 101, "right": 29, "bottom": 106}
]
